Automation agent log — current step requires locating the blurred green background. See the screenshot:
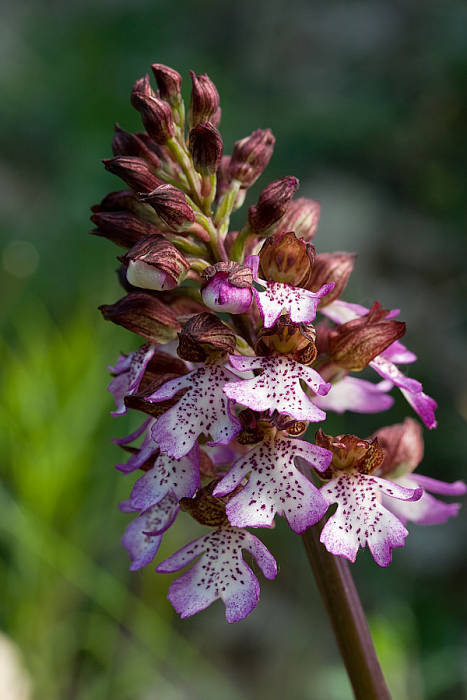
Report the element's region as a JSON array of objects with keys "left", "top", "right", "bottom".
[{"left": 1, "top": 1, "right": 466, "bottom": 698}]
